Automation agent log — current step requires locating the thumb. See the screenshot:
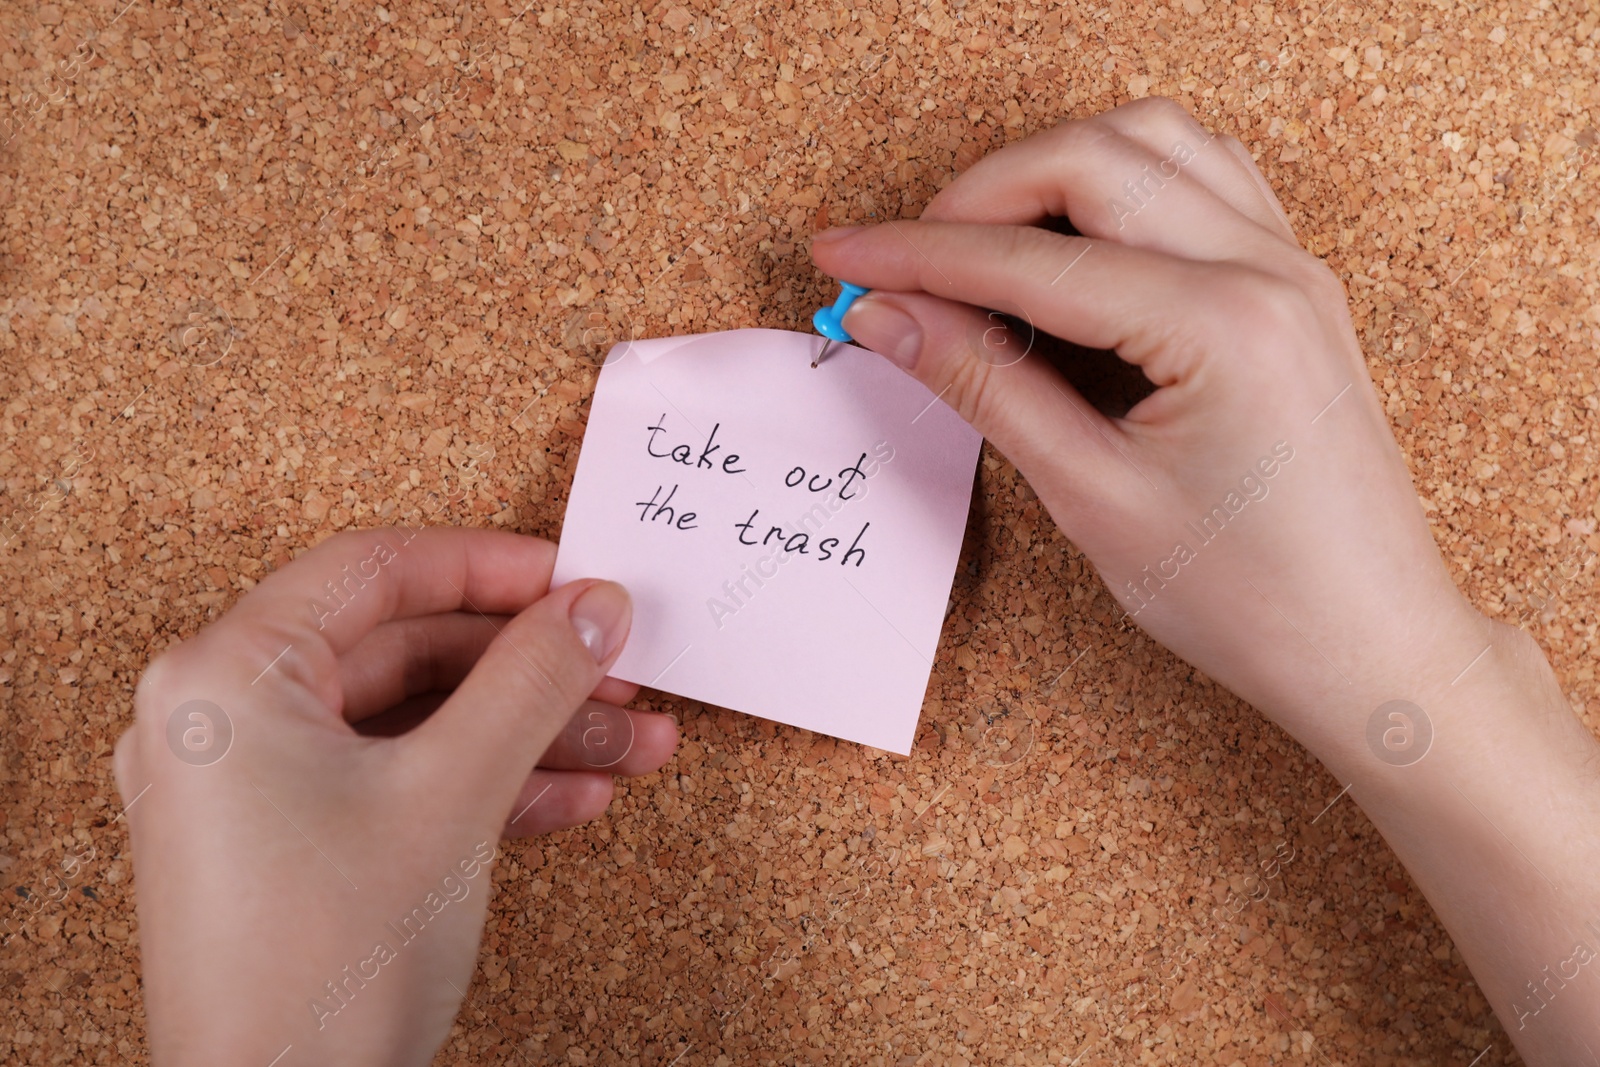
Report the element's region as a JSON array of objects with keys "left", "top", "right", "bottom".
[
  {"left": 404, "top": 579, "right": 632, "bottom": 804},
  {"left": 842, "top": 290, "right": 1136, "bottom": 512}
]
